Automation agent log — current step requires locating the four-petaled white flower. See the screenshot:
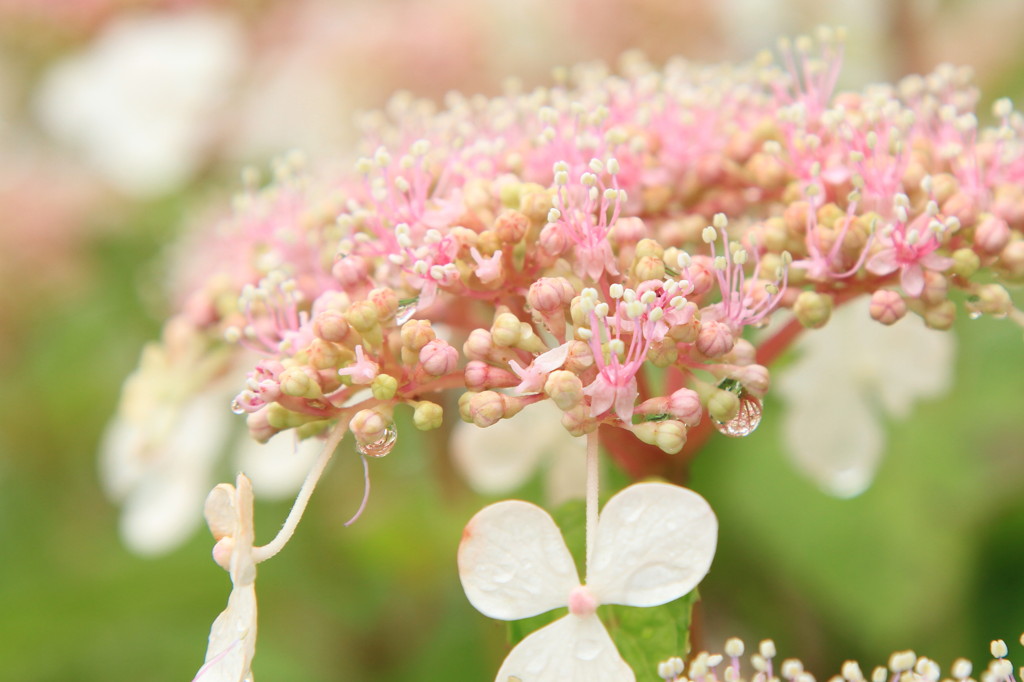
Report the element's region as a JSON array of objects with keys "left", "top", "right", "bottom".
[
  {"left": 193, "top": 474, "right": 258, "bottom": 682},
  {"left": 776, "top": 297, "right": 954, "bottom": 497},
  {"left": 458, "top": 482, "right": 717, "bottom": 682}
]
